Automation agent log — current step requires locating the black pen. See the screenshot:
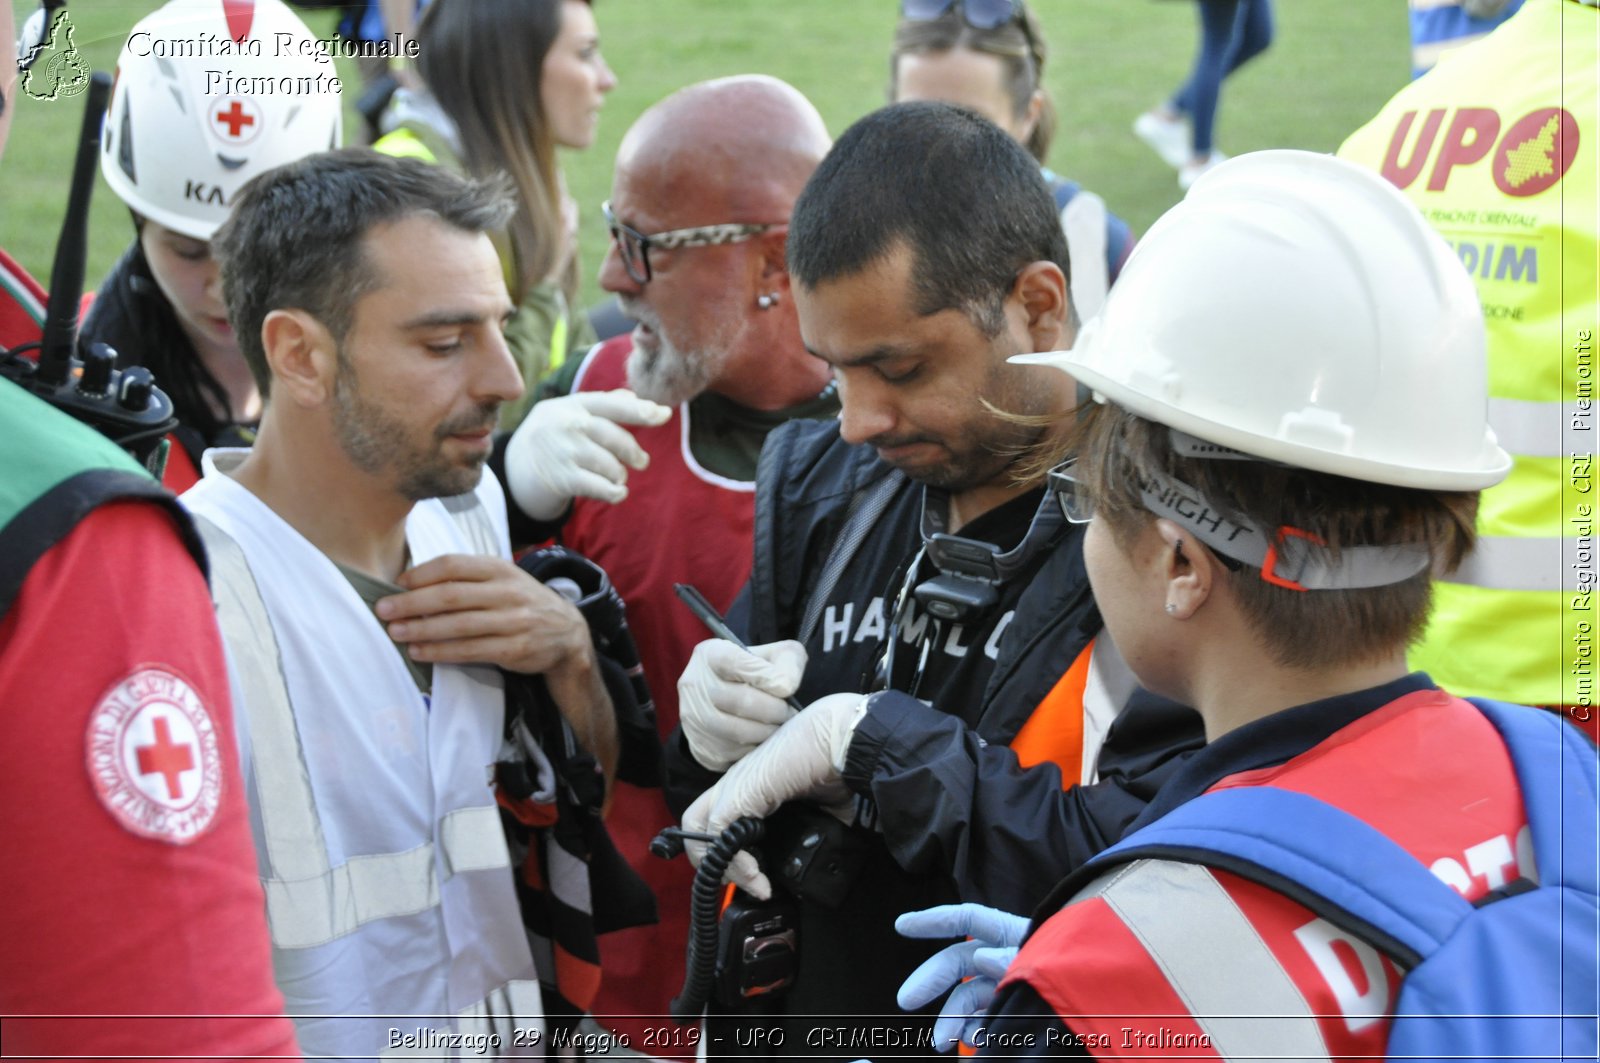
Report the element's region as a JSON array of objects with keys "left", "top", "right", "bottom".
[{"left": 674, "top": 583, "right": 806, "bottom": 713}]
